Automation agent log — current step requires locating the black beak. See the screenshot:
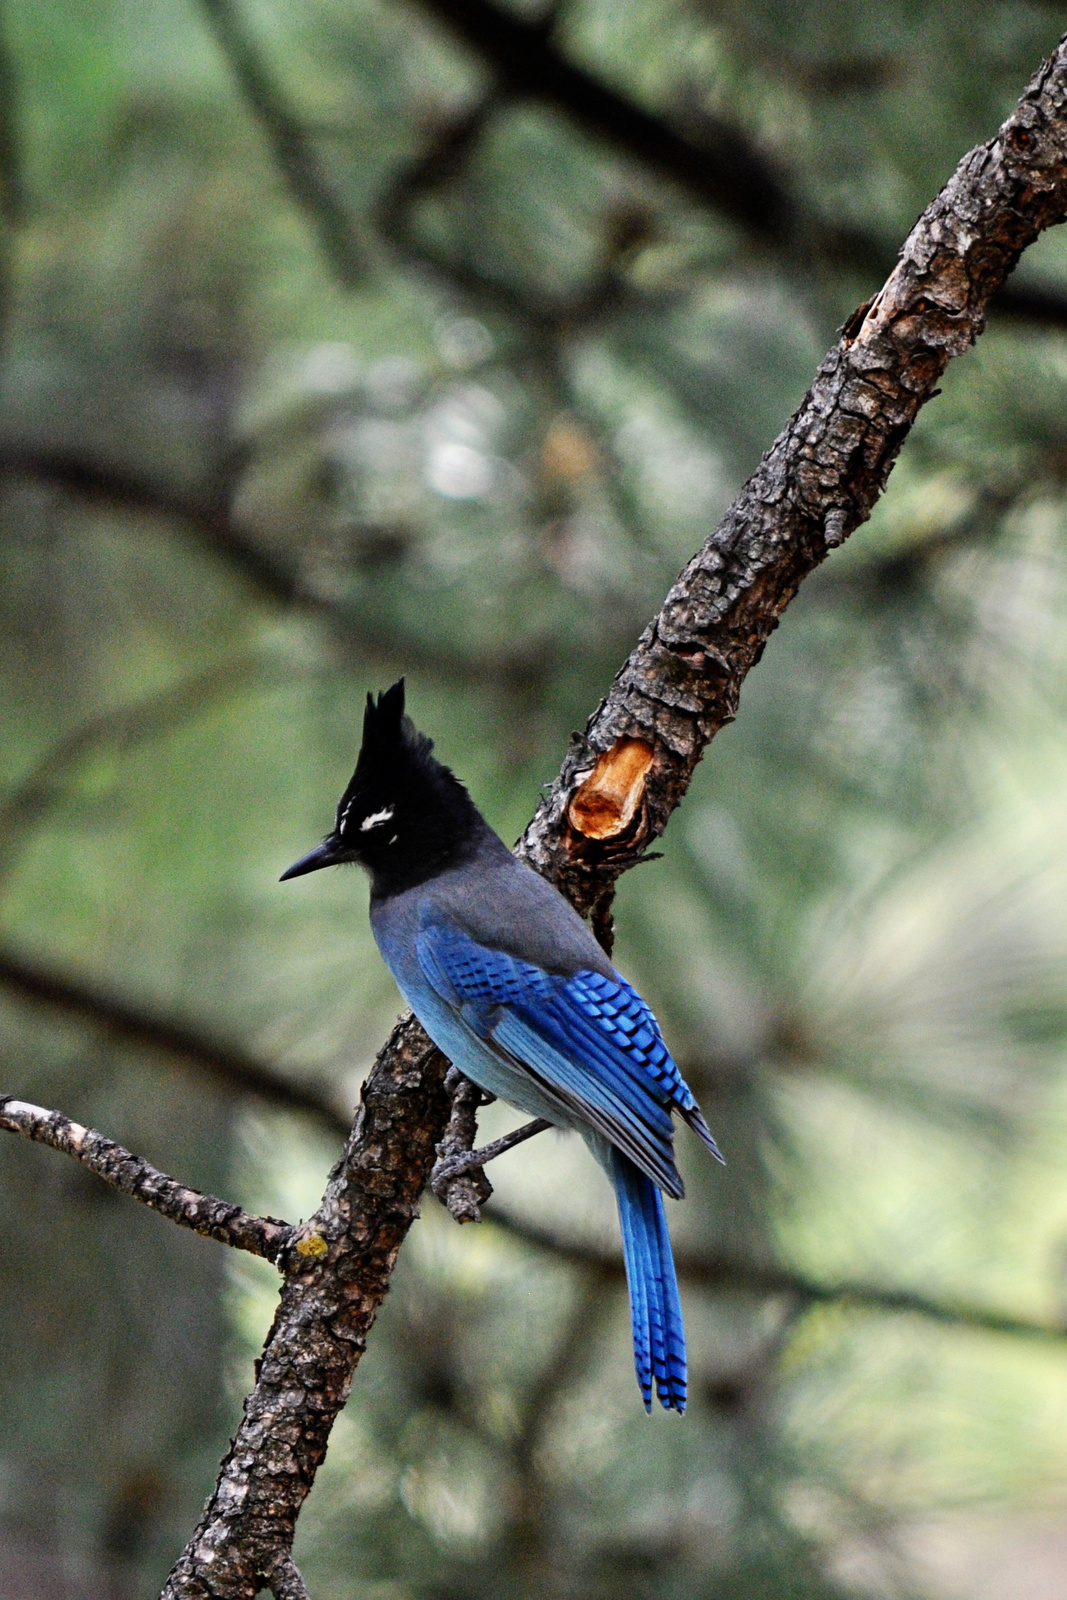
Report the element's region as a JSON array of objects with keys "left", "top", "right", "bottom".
[{"left": 279, "top": 837, "right": 343, "bottom": 881}]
